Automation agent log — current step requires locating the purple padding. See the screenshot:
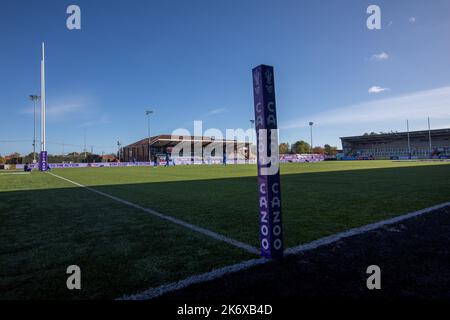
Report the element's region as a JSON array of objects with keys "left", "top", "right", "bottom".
[
  {"left": 252, "top": 65, "right": 284, "bottom": 259},
  {"left": 39, "top": 151, "right": 48, "bottom": 172}
]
